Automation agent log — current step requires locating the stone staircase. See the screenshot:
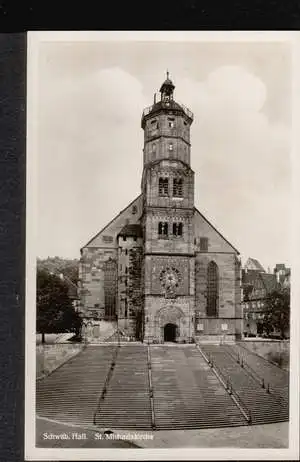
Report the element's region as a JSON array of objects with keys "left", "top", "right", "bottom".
[
  {"left": 36, "top": 345, "right": 115, "bottom": 426},
  {"left": 36, "top": 343, "right": 289, "bottom": 430},
  {"left": 94, "top": 345, "right": 152, "bottom": 429},
  {"left": 150, "top": 345, "right": 247, "bottom": 429},
  {"left": 200, "top": 344, "right": 289, "bottom": 425},
  {"left": 232, "top": 343, "right": 289, "bottom": 401}
]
